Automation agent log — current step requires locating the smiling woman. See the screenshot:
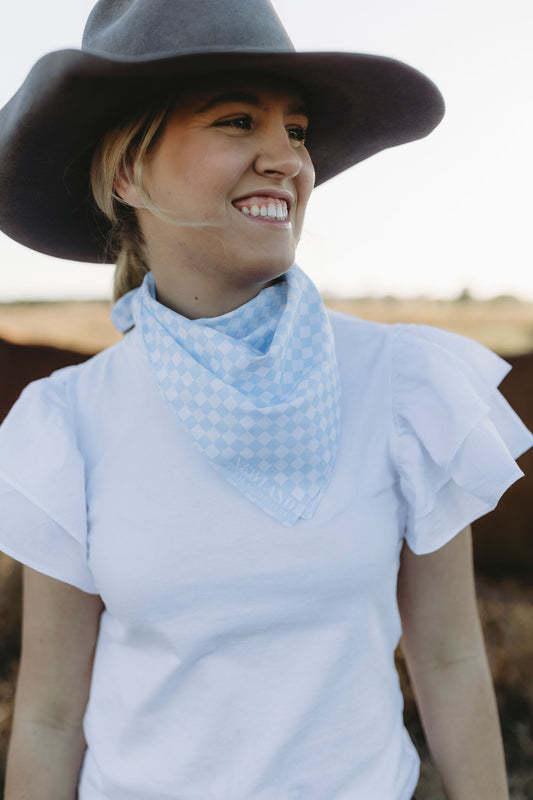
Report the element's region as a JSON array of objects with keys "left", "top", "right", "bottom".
[
  {"left": 0, "top": 2, "right": 531, "bottom": 800},
  {"left": 90, "top": 76, "right": 314, "bottom": 317},
  {"left": 107, "top": 77, "right": 315, "bottom": 318}
]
